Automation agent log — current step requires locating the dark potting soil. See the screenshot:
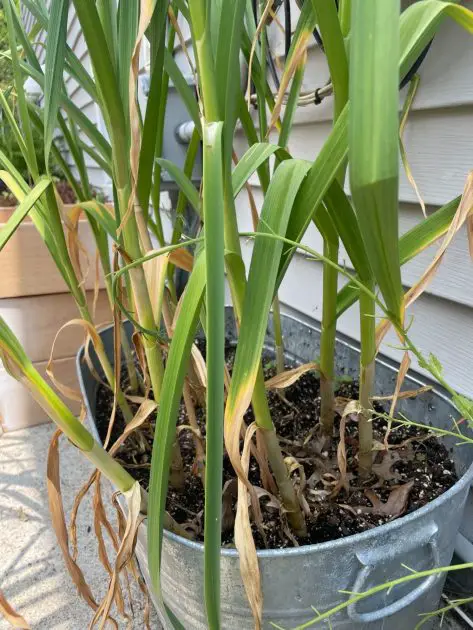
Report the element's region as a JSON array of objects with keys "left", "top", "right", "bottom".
[{"left": 94, "top": 343, "right": 458, "bottom": 550}]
